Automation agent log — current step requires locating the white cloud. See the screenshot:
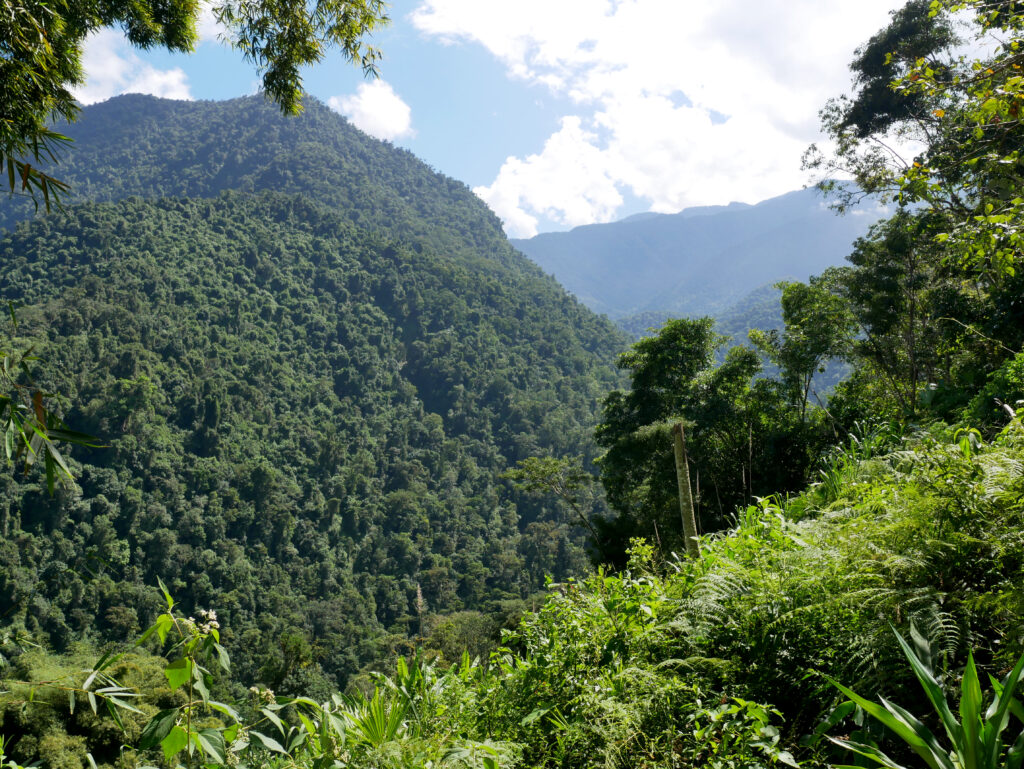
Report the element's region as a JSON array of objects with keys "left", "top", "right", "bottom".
[
  {"left": 196, "top": 0, "right": 228, "bottom": 44},
  {"left": 474, "top": 116, "right": 623, "bottom": 238},
  {"left": 328, "top": 81, "right": 415, "bottom": 141},
  {"left": 412, "top": 0, "right": 908, "bottom": 236},
  {"left": 75, "top": 29, "right": 191, "bottom": 105}
]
